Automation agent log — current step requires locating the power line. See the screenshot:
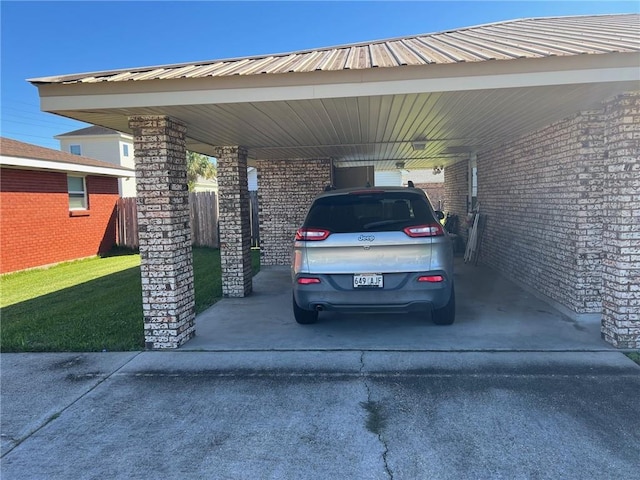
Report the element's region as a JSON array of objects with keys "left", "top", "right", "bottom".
[
  {"left": 1, "top": 132, "right": 60, "bottom": 146},
  {"left": 2, "top": 105, "right": 80, "bottom": 122},
  {"left": 1, "top": 116, "right": 82, "bottom": 130},
  {"left": 2, "top": 114, "right": 80, "bottom": 125}
]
